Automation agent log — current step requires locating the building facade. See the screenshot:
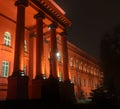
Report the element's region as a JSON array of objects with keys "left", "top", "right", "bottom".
[{"left": 0, "top": 0, "right": 103, "bottom": 100}]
